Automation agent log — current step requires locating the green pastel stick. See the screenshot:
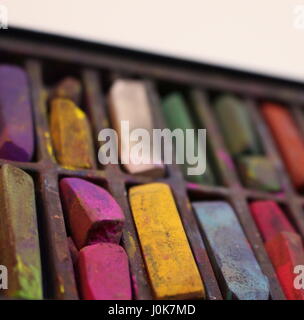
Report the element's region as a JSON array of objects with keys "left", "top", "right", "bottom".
[
  {"left": 238, "top": 156, "right": 281, "bottom": 192},
  {"left": 162, "top": 92, "right": 215, "bottom": 185},
  {"left": 214, "top": 95, "right": 260, "bottom": 156},
  {"left": 0, "top": 164, "right": 43, "bottom": 299}
]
